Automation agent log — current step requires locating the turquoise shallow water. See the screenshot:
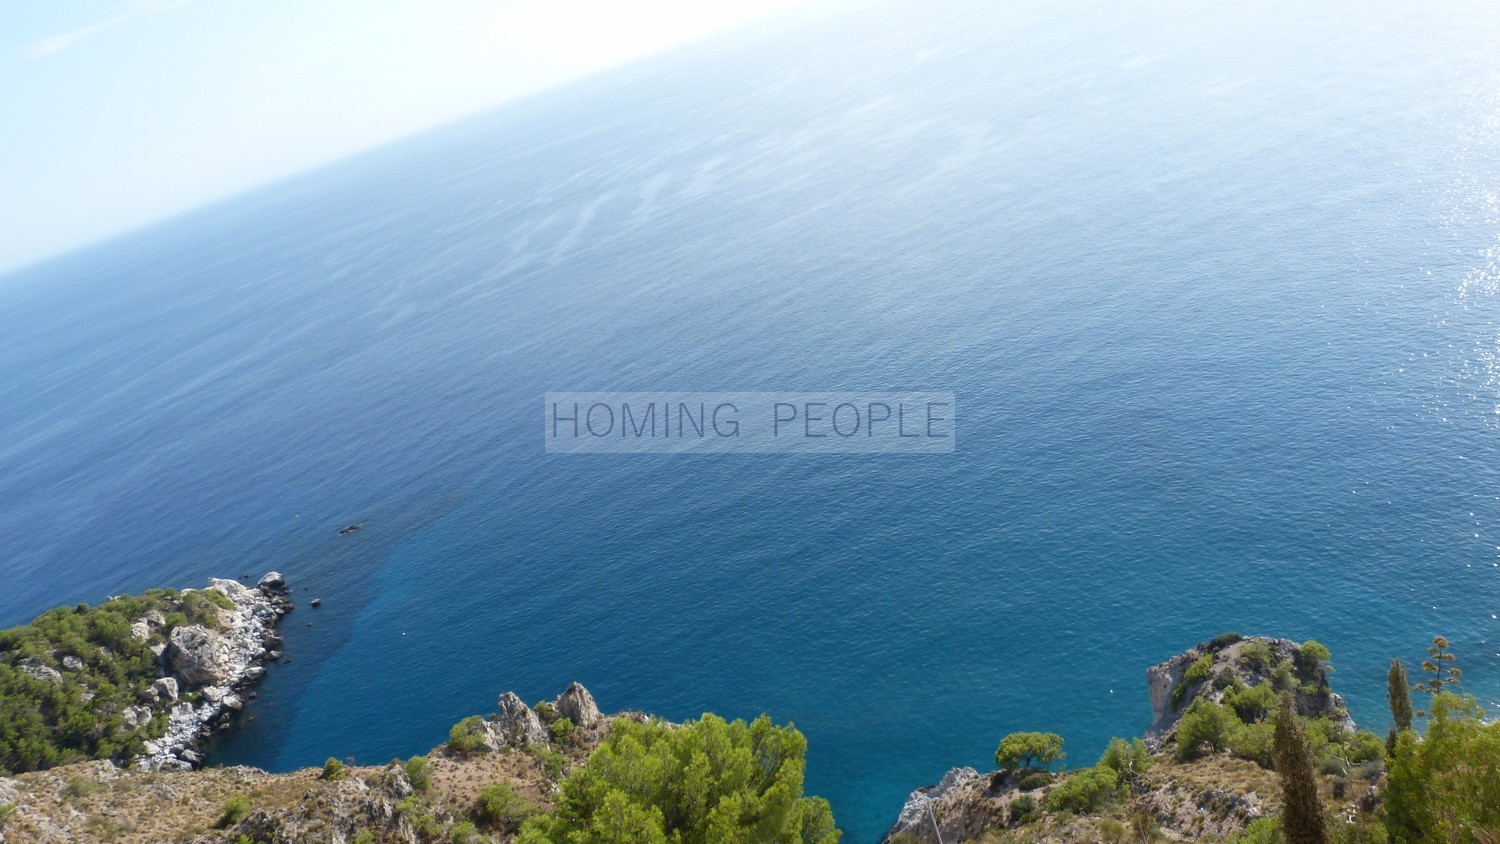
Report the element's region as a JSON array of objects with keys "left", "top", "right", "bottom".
[{"left": 5, "top": 0, "right": 1500, "bottom": 839}]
